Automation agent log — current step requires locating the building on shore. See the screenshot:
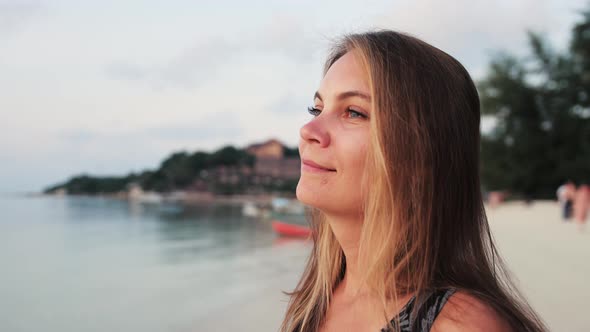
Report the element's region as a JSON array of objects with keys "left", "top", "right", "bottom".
[{"left": 246, "top": 139, "right": 300, "bottom": 180}]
